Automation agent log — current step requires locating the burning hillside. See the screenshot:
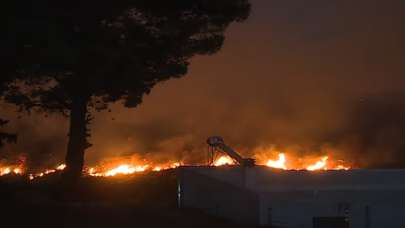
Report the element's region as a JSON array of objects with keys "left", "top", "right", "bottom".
[
  {"left": 213, "top": 154, "right": 350, "bottom": 171},
  {"left": 0, "top": 150, "right": 351, "bottom": 180}
]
